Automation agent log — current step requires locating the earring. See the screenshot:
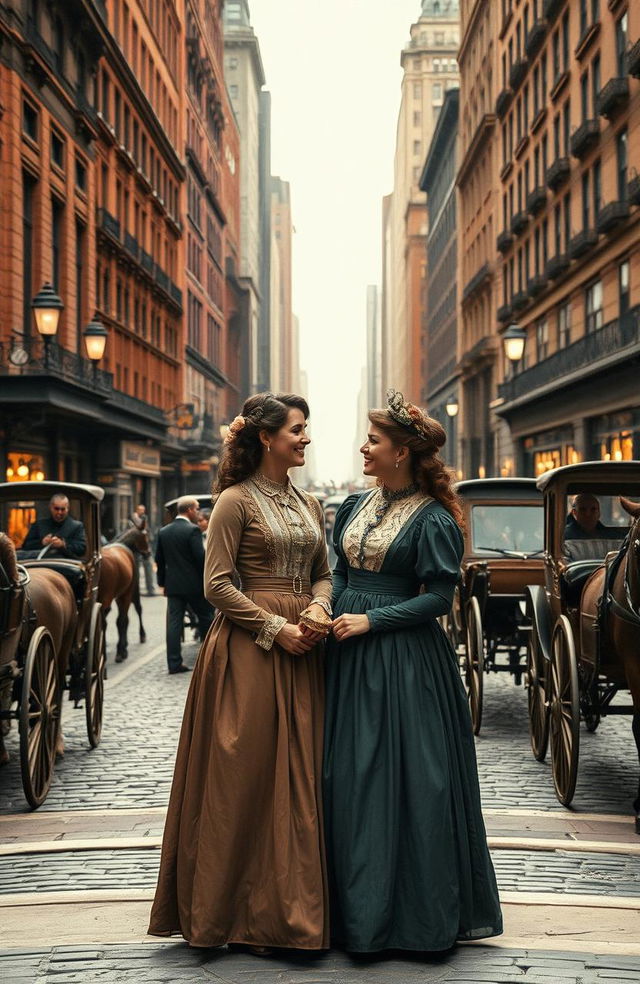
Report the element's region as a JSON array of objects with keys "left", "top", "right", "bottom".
[
  {"left": 395, "top": 461, "right": 399, "bottom": 469},
  {"left": 267, "top": 446, "right": 271, "bottom": 453}
]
